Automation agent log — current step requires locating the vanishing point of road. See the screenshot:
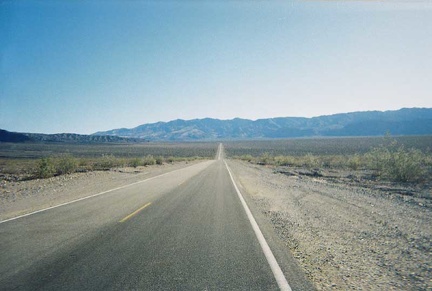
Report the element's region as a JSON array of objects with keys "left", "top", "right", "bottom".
[{"left": 0, "top": 144, "right": 314, "bottom": 290}]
